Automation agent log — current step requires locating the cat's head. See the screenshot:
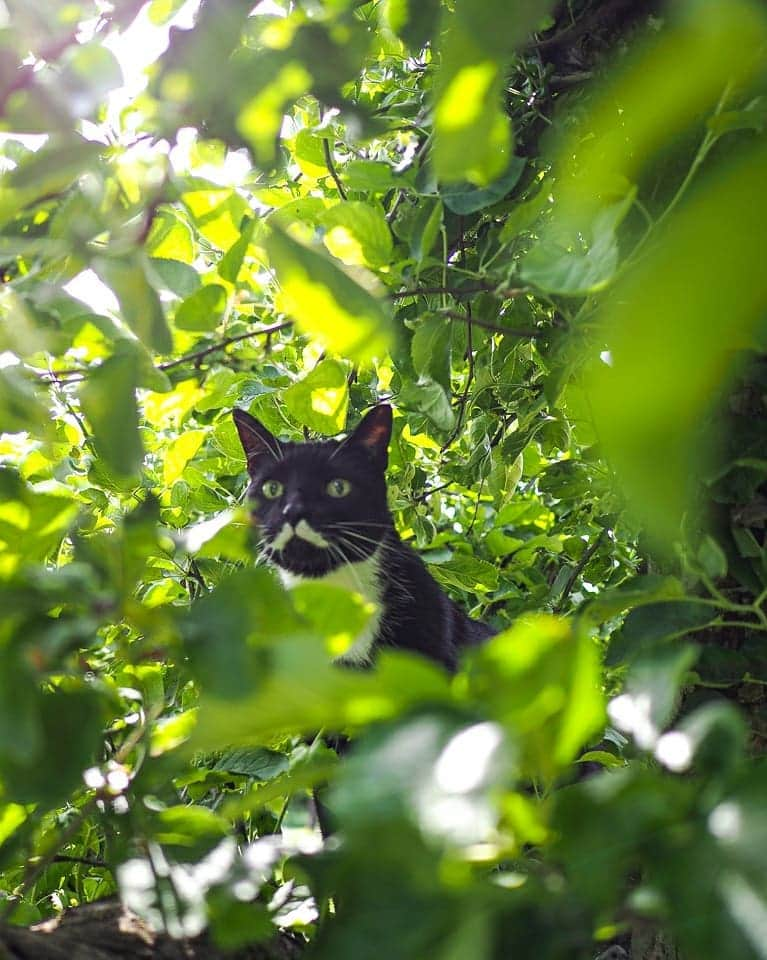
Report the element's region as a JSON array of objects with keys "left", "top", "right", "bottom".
[{"left": 232, "top": 404, "right": 393, "bottom": 576}]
